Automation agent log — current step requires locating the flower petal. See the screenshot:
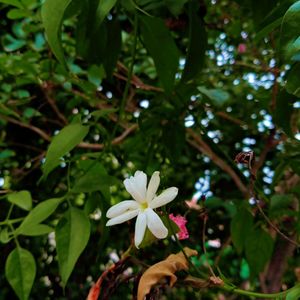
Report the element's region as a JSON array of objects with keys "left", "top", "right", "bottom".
[
  {"left": 145, "top": 208, "right": 168, "bottom": 239},
  {"left": 123, "top": 171, "right": 147, "bottom": 203},
  {"left": 149, "top": 187, "right": 178, "bottom": 209},
  {"left": 106, "top": 209, "right": 139, "bottom": 226},
  {"left": 106, "top": 200, "right": 139, "bottom": 218},
  {"left": 146, "top": 171, "right": 160, "bottom": 203},
  {"left": 134, "top": 212, "right": 147, "bottom": 248}
]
